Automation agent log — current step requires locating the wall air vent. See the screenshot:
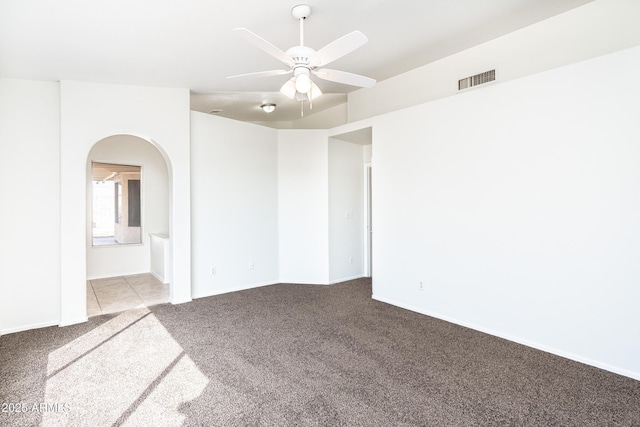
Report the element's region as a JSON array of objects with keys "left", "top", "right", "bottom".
[{"left": 458, "top": 69, "right": 496, "bottom": 91}]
